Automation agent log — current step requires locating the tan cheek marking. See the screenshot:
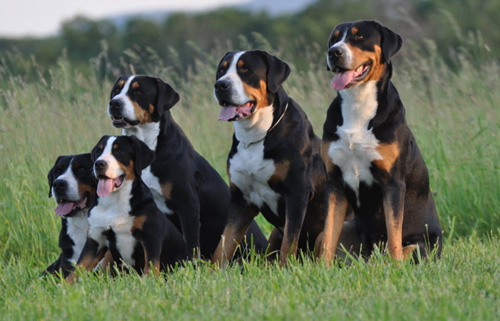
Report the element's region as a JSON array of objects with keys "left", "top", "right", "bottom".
[
  {"left": 122, "top": 160, "right": 135, "bottom": 181},
  {"left": 131, "top": 215, "right": 147, "bottom": 233},
  {"left": 161, "top": 183, "right": 173, "bottom": 201},
  {"left": 132, "top": 101, "right": 152, "bottom": 124},
  {"left": 148, "top": 104, "right": 155, "bottom": 115},
  {"left": 78, "top": 183, "right": 96, "bottom": 204},
  {"left": 269, "top": 161, "right": 290, "bottom": 183},
  {"left": 373, "top": 142, "right": 400, "bottom": 173},
  {"left": 132, "top": 82, "right": 139, "bottom": 89},
  {"left": 243, "top": 80, "right": 268, "bottom": 108},
  {"left": 321, "top": 141, "right": 334, "bottom": 174},
  {"left": 346, "top": 44, "right": 385, "bottom": 82}
]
